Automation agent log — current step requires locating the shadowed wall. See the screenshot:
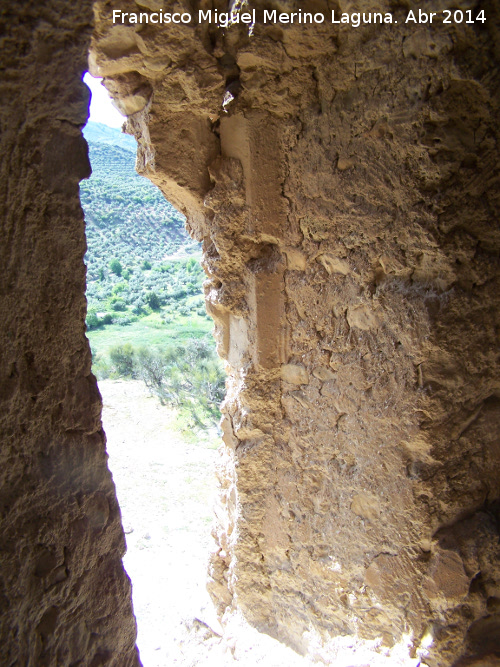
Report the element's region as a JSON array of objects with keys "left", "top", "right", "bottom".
[{"left": 0, "top": 1, "right": 140, "bottom": 664}]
